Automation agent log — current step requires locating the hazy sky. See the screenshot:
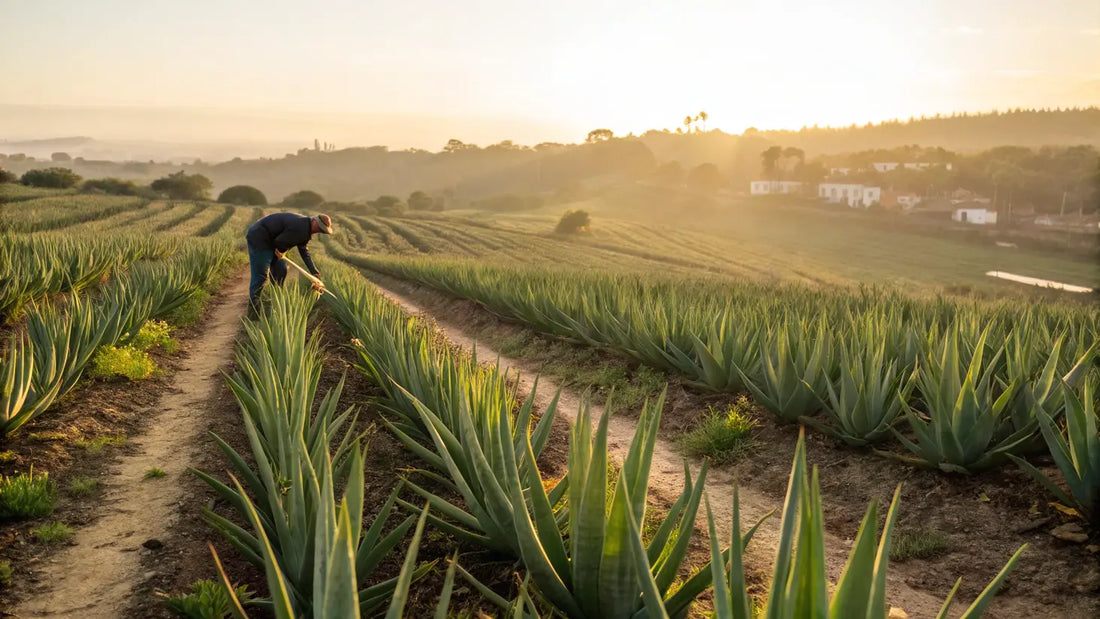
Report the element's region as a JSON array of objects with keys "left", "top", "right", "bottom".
[{"left": 2, "top": 0, "right": 1099, "bottom": 149}]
